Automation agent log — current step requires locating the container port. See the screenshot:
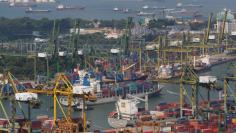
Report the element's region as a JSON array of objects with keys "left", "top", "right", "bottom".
[{"left": 1, "top": 1, "right": 236, "bottom": 132}]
